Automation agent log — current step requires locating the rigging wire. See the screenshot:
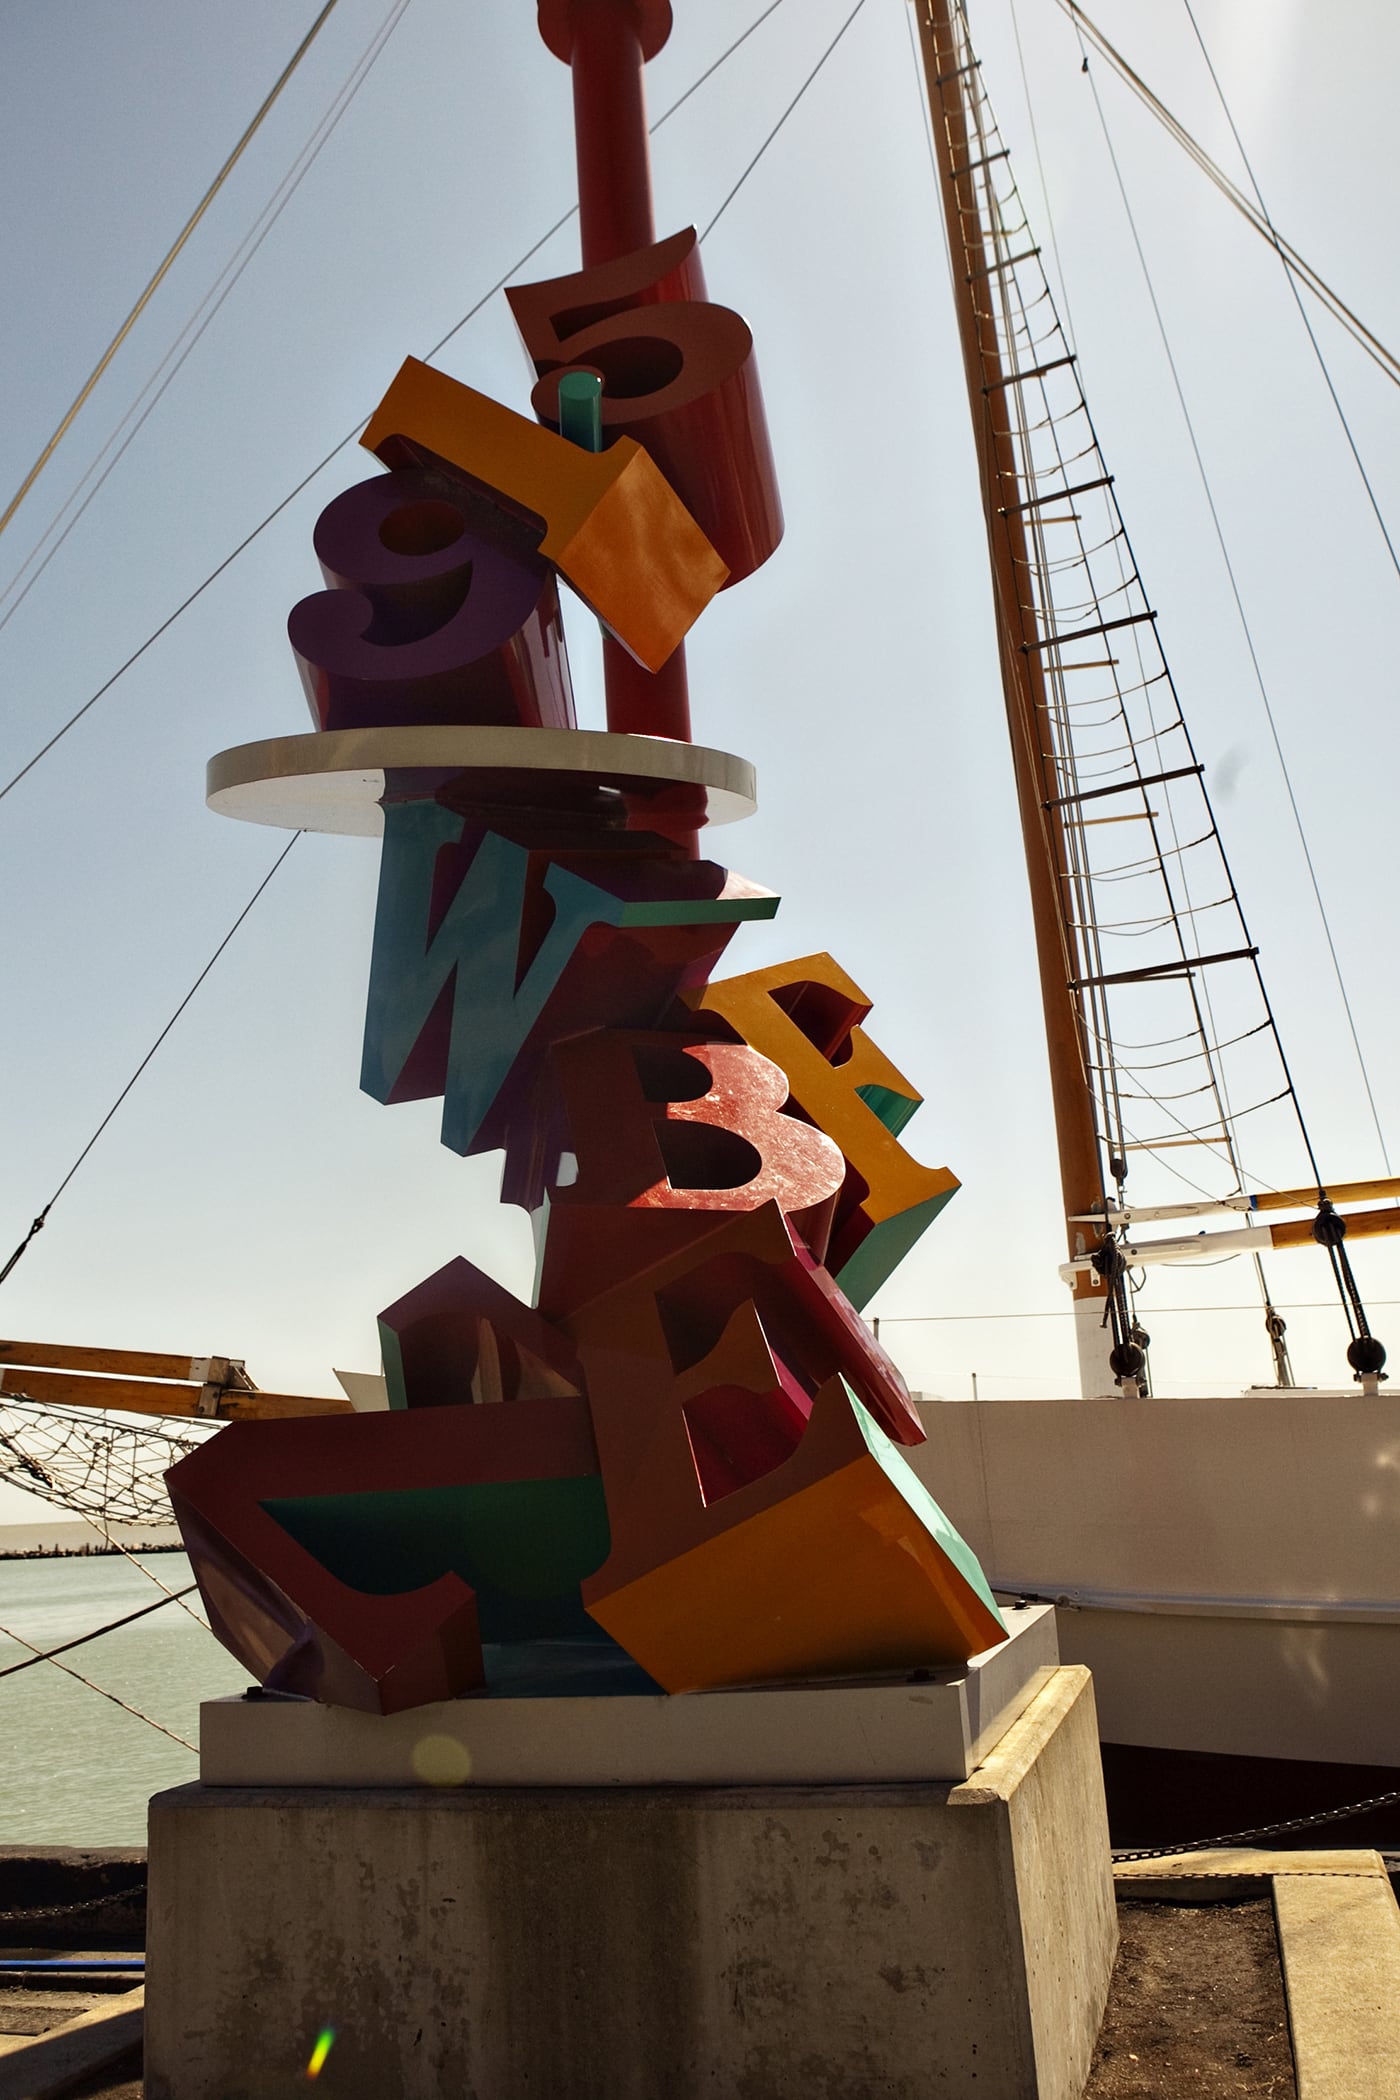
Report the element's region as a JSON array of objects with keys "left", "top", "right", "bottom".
[
  {"left": 939, "top": 6, "right": 1286, "bottom": 1202},
  {"left": 0, "top": 834, "right": 301, "bottom": 1292},
  {"left": 1070, "top": 29, "right": 1393, "bottom": 1178},
  {"left": 0, "top": 445, "right": 357, "bottom": 809},
  {"left": 78, "top": 1511, "right": 210, "bottom": 1630},
  {"left": 0, "top": 1399, "right": 215, "bottom": 1527},
  {"left": 910, "top": 3, "right": 1395, "bottom": 1387},
  {"left": 0, "top": 1585, "right": 199, "bottom": 1682},
  {"left": 0, "top": 0, "right": 347, "bottom": 547},
  {"left": 0, "top": 199, "right": 579, "bottom": 812},
  {"left": 0, "top": 0, "right": 846, "bottom": 1287},
  {"left": 0, "top": 0, "right": 808, "bottom": 810},
  {"left": 875, "top": 1299, "right": 1400, "bottom": 1324},
  {"left": 1177, "top": 0, "right": 1400, "bottom": 574},
  {"left": 1006, "top": 0, "right": 1076, "bottom": 347},
  {"left": 901, "top": 0, "right": 950, "bottom": 262},
  {"left": 646, "top": 0, "right": 790, "bottom": 130},
  {"left": 0, "top": 0, "right": 416, "bottom": 640},
  {"left": 1177, "top": 0, "right": 1400, "bottom": 587},
  {"left": 0, "top": 1617, "right": 196, "bottom": 1749},
  {"left": 700, "top": 0, "right": 871, "bottom": 242},
  {"left": 1052, "top": 0, "right": 1400, "bottom": 396}
]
